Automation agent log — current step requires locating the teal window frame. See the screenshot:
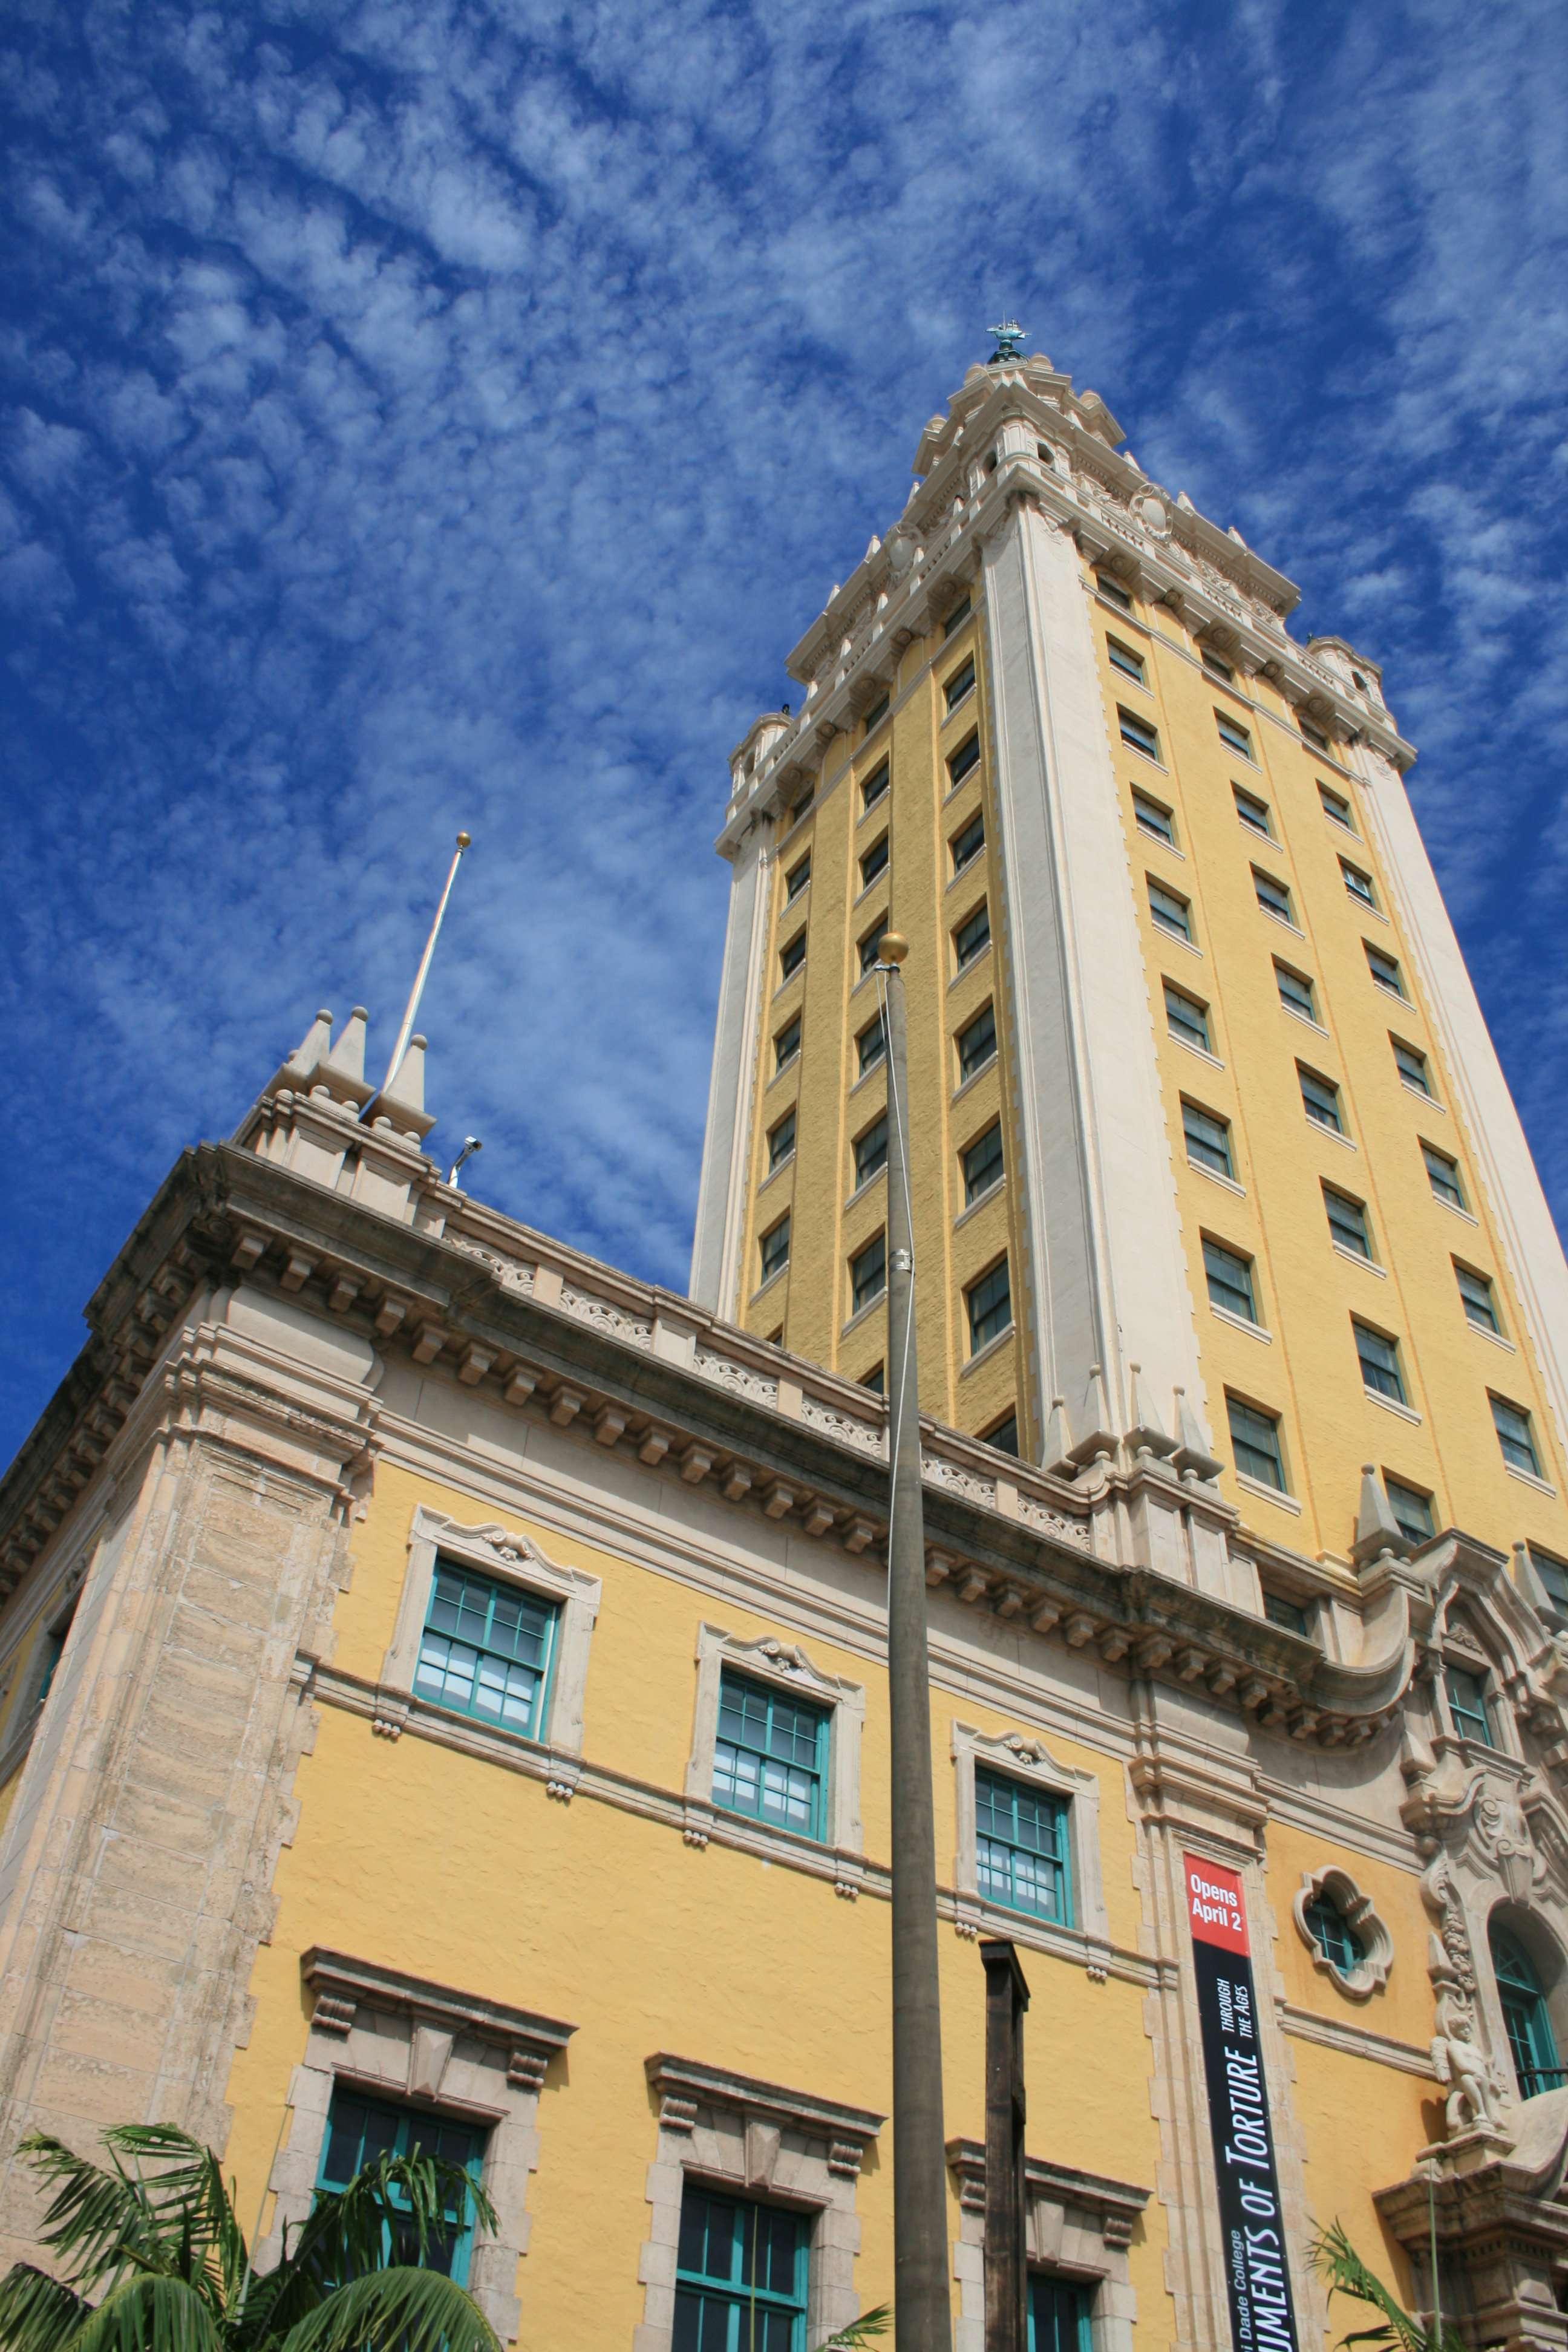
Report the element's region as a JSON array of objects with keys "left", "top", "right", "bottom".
[
  {"left": 779, "top": 930, "right": 806, "bottom": 982},
  {"left": 861, "top": 760, "right": 889, "bottom": 812},
  {"left": 1491, "top": 1927, "right": 1566, "bottom": 2102},
  {"left": 958, "top": 1003, "right": 997, "bottom": 1082},
  {"left": 1446, "top": 1665, "right": 1494, "bottom": 1746},
  {"left": 775, "top": 1017, "right": 800, "bottom": 1073},
  {"left": 1202, "top": 645, "right": 1235, "bottom": 683},
  {"left": 1148, "top": 881, "right": 1191, "bottom": 941},
  {"left": 1164, "top": 984, "right": 1210, "bottom": 1052},
  {"left": 1275, "top": 961, "right": 1316, "bottom": 1021},
  {"left": 955, "top": 901, "right": 991, "bottom": 969},
  {"left": 1456, "top": 1263, "right": 1500, "bottom": 1333},
  {"left": 1325, "top": 1187, "right": 1371, "bottom": 1259},
  {"left": 952, "top": 811, "right": 985, "bottom": 874},
  {"left": 1319, "top": 782, "right": 1355, "bottom": 831},
  {"left": 1233, "top": 785, "right": 1272, "bottom": 837},
  {"left": 1300, "top": 717, "right": 1330, "bottom": 751},
  {"left": 768, "top": 1110, "right": 795, "bottom": 1174},
  {"left": 1134, "top": 792, "right": 1174, "bottom": 844},
  {"left": 1228, "top": 1395, "right": 1285, "bottom": 1491},
  {"left": 963, "top": 1122, "right": 1004, "bottom": 1206},
  {"left": 1341, "top": 858, "right": 1377, "bottom": 907},
  {"left": 860, "top": 834, "right": 889, "bottom": 889},
  {"left": 1354, "top": 1321, "right": 1405, "bottom": 1404},
  {"left": 316, "top": 2091, "right": 483, "bottom": 2285},
  {"left": 1216, "top": 710, "right": 1253, "bottom": 757},
  {"left": 1253, "top": 869, "right": 1293, "bottom": 923},
  {"left": 1492, "top": 1394, "right": 1540, "bottom": 1477},
  {"left": 1264, "top": 1590, "right": 1310, "bottom": 1636},
  {"left": 1119, "top": 707, "right": 1160, "bottom": 760},
  {"left": 1094, "top": 573, "right": 1132, "bottom": 612},
  {"left": 947, "top": 731, "right": 981, "bottom": 789},
  {"left": 1204, "top": 1239, "right": 1257, "bottom": 1324},
  {"left": 1423, "top": 1142, "right": 1465, "bottom": 1208},
  {"left": 944, "top": 656, "right": 976, "bottom": 712},
  {"left": 1365, "top": 944, "right": 1404, "bottom": 996},
  {"left": 785, "top": 855, "right": 811, "bottom": 903},
  {"left": 1182, "top": 1102, "right": 1232, "bottom": 1178},
  {"left": 854, "top": 1115, "right": 887, "bottom": 1190},
  {"left": 1394, "top": 1039, "right": 1432, "bottom": 1096},
  {"left": 1304, "top": 1895, "right": 1364, "bottom": 1973},
  {"left": 1385, "top": 1477, "right": 1434, "bottom": 1547},
  {"left": 857, "top": 1013, "right": 887, "bottom": 1078},
  {"left": 851, "top": 1232, "right": 887, "bottom": 1315},
  {"left": 1030, "top": 2276, "right": 1091, "bottom": 2352},
  {"left": 967, "top": 1259, "right": 1012, "bottom": 1352},
  {"left": 975, "top": 1768, "right": 1071, "bottom": 1926},
  {"left": 1107, "top": 636, "right": 1145, "bottom": 684},
  {"left": 712, "top": 1671, "right": 828, "bottom": 1843},
  {"left": 858, "top": 927, "right": 884, "bottom": 977},
  {"left": 760, "top": 1215, "right": 791, "bottom": 1285},
  {"left": 674, "top": 2185, "right": 808, "bottom": 2352},
  {"left": 416, "top": 1562, "right": 558, "bottom": 1739},
  {"left": 1299, "top": 1065, "right": 1343, "bottom": 1132}
]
